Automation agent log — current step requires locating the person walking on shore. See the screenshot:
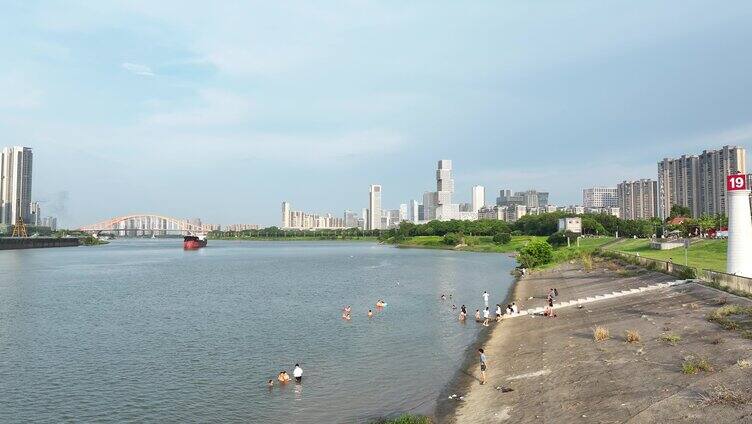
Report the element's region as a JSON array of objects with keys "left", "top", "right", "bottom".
[
  {"left": 495, "top": 304, "right": 502, "bottom": 322},
  {"left": 293, "top": 364, "right": 303, "bottom": 383},
  {"left": 483, "top": 291, "right": 490, "bottom": 307},
  {"left": 478, "top": 348, "right": 487, "bottom": 384}
]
